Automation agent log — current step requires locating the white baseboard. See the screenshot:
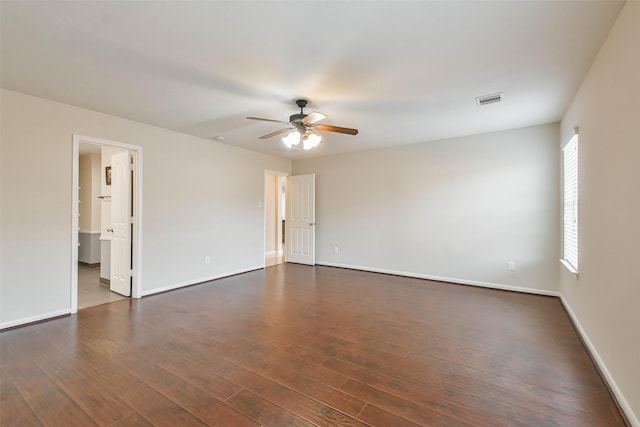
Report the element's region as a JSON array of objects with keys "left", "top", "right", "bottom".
[
  {"left": 316, "top": 261, "right": 560, "bottom": 297},
  {"left": 141, "top": 265, "right": 264, "bottom": 297},
  {"left": 560, "top": 296, "right": 639, "bottom": 427},
  {"left": 0, "top": 308, "right": 71, "bottom": 330}
]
